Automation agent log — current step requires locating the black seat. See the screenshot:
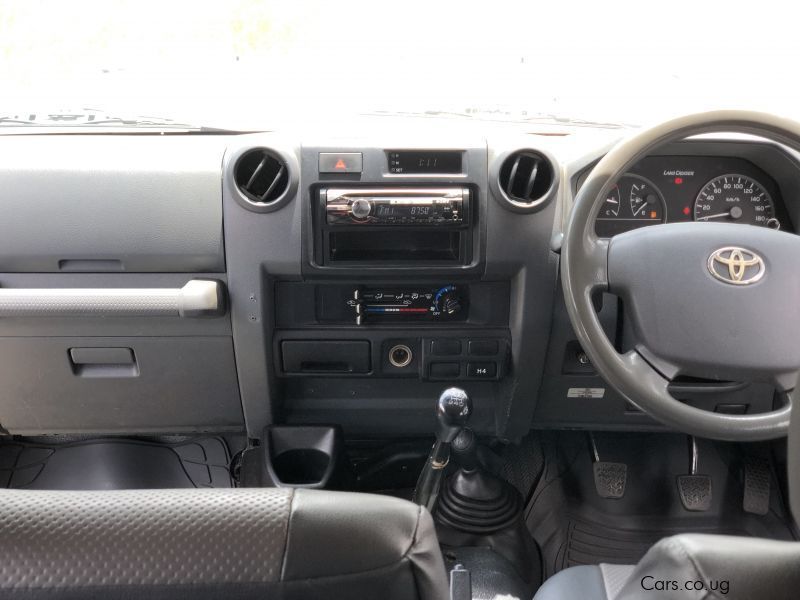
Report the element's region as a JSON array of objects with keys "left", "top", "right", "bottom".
[
  {"left": 534, "top": 533, "right": 800, "bottom": 600},
  {"left": 0, "top": 487, "right": 448, "bottom": 600}
]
